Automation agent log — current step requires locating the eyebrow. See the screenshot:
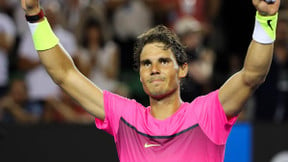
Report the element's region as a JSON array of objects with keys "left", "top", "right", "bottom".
[
  {"left": 159, "top": 57, "right": 171, "bottom": 62},
  {"left": 140, "top": 57, "right": 172, "bottom": 64},
  {"left": 140, "top": 59, "right": 151, "bottom": 65}
]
